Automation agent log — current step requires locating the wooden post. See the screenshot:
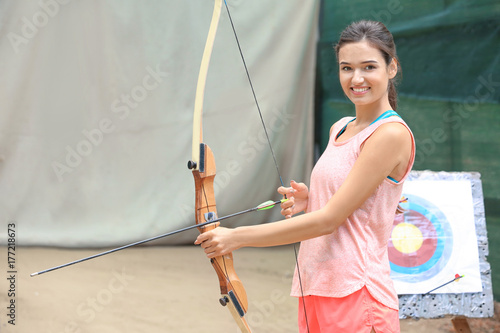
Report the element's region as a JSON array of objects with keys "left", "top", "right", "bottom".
[{"left": 451, "top": 316, "right": 471, "bottom": 333}]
